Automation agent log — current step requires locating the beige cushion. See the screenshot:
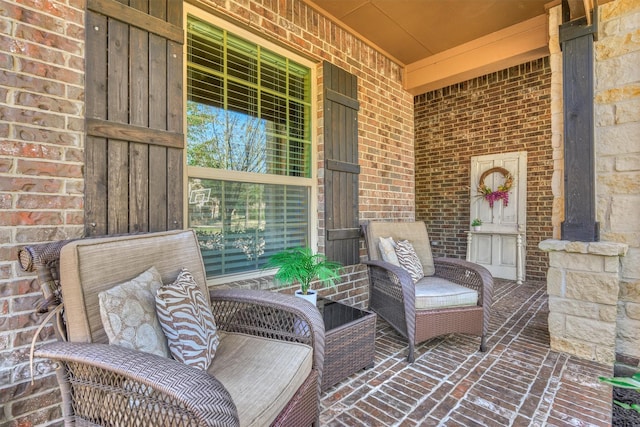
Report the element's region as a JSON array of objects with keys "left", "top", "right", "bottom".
[
  {"left": 156, "top": 268, "right": 219, "bottom": 370},
  {"left": 414, "top": 277, "right": 479, "bottom": 310},
  {"left": 366, "top": 221, "right": 435, "bottom": 276},
  {"left": 395, "top": 240, "right": 424, "bottom": 283},
  {"left": 98, "top": 266, "right": 170, "bottom": 357},
  {"left": 378, "top": 237, "right": 400, "bottom": 266},
  {"left": 209, "top": 333, "right": 313, "bottom": 427},
  {"left": 59, "top": 230, "right": 208, "bottom": 344}
]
